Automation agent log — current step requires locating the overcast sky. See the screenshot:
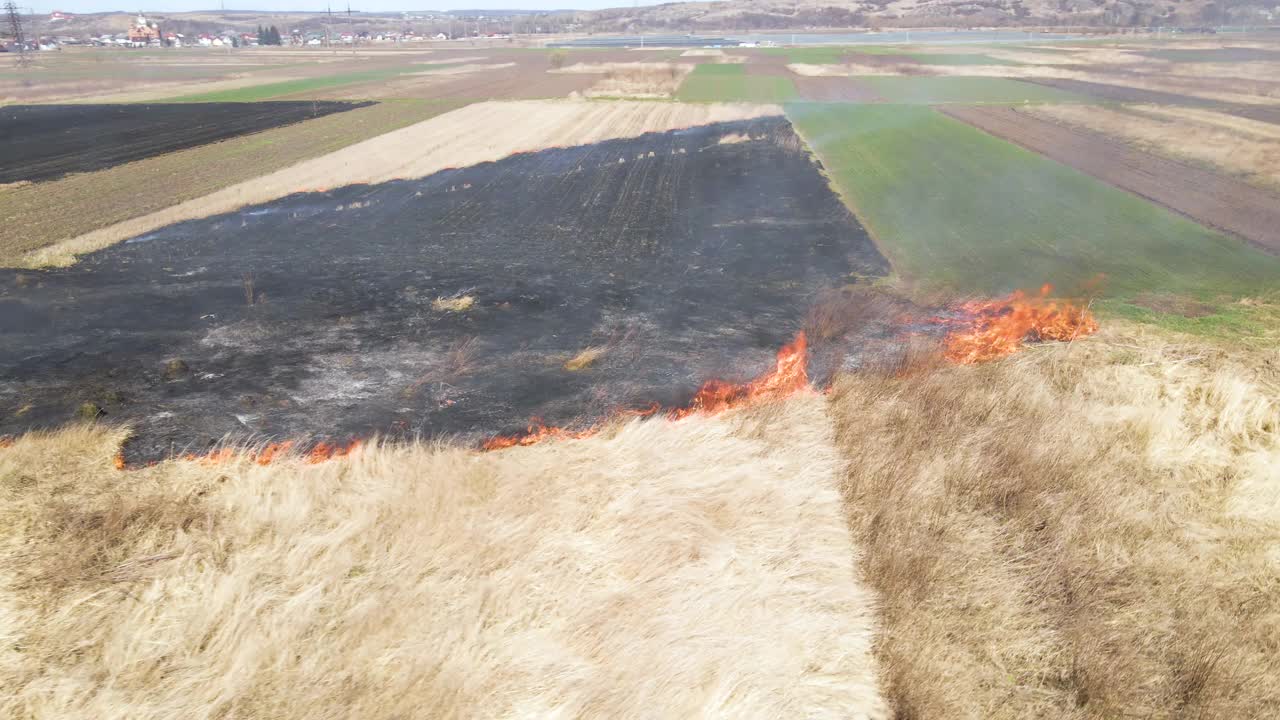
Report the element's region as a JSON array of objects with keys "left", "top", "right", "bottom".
[{"left": 34, "top": 0, "right": 658, "bottom": 12}]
